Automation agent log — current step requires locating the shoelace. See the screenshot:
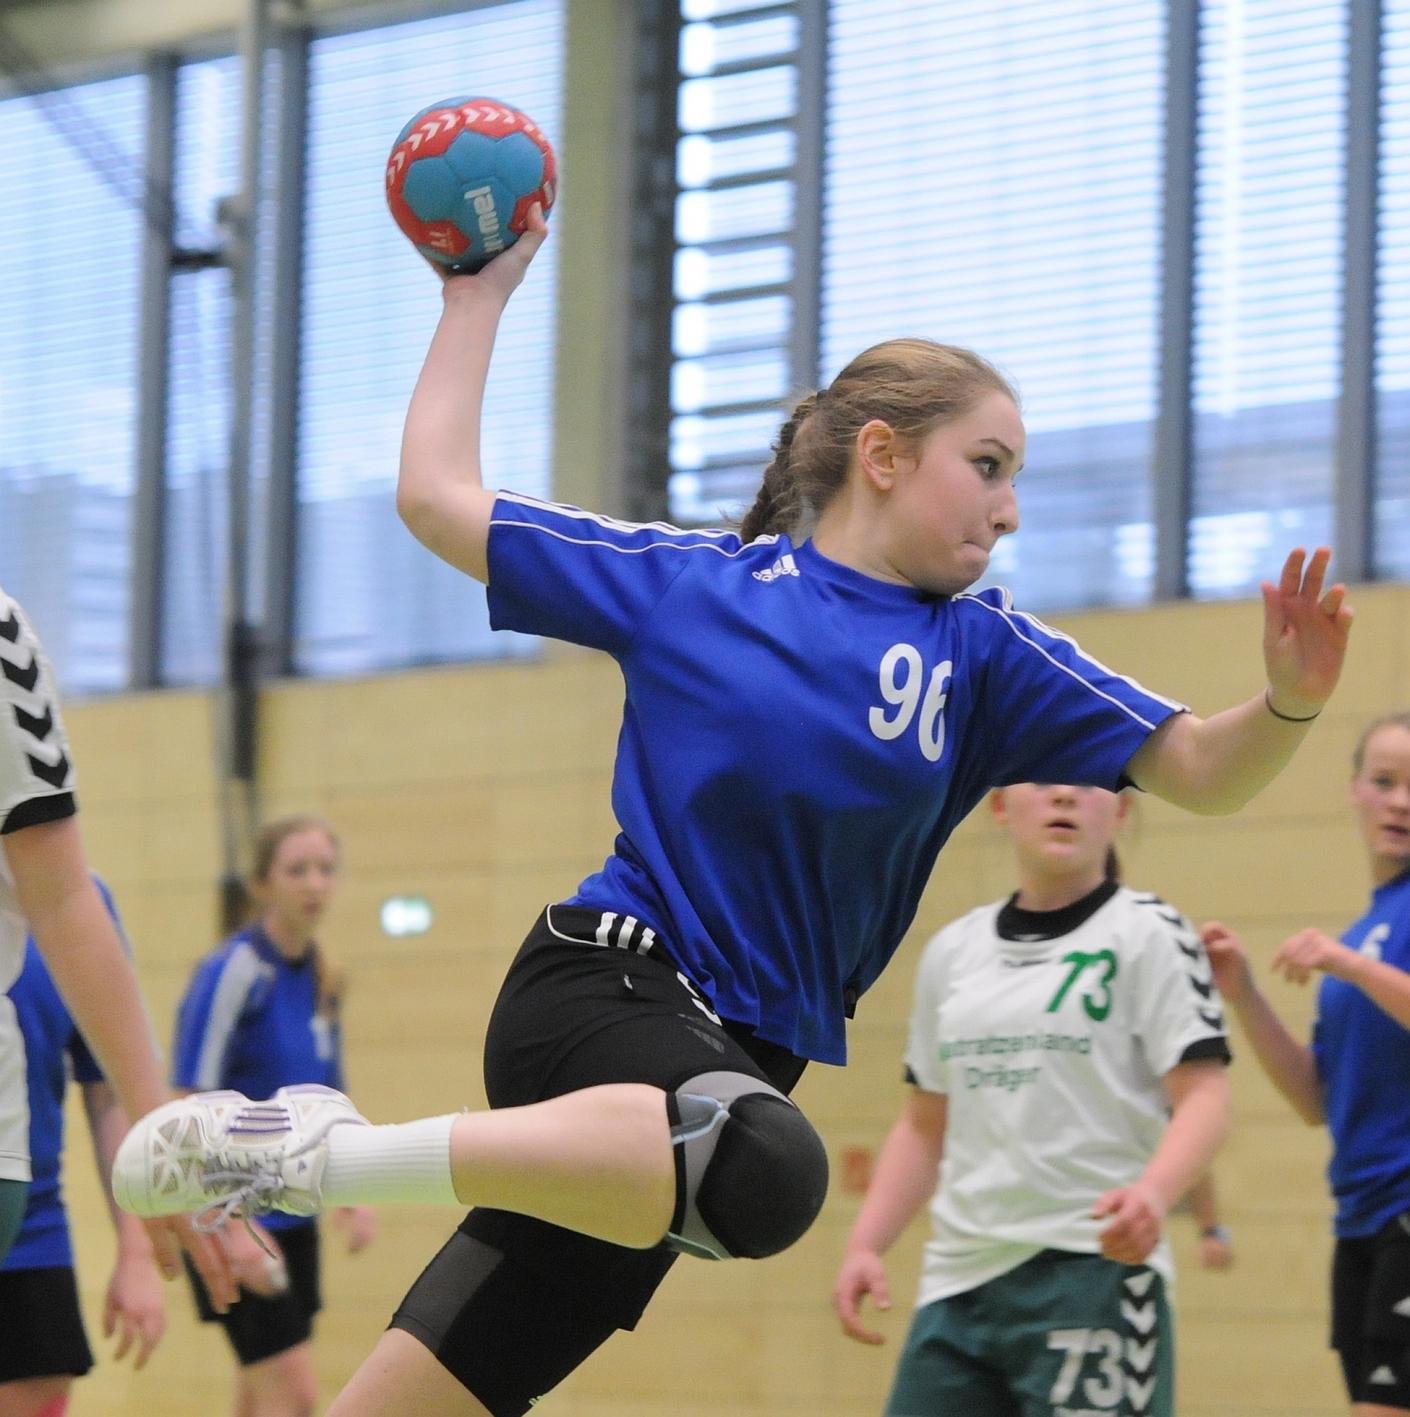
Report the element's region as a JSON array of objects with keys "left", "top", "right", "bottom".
[{"left": 193, "top": 1169, "right": 282, "bottom": 1234}]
